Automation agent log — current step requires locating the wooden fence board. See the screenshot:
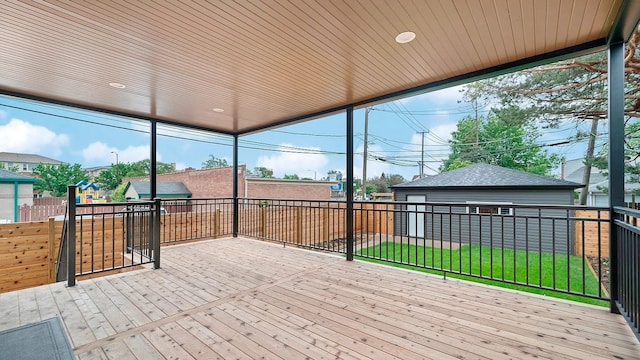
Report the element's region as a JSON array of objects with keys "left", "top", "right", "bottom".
[{"left": 574, "top": 210, "right": 609, "bottom": 257}]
